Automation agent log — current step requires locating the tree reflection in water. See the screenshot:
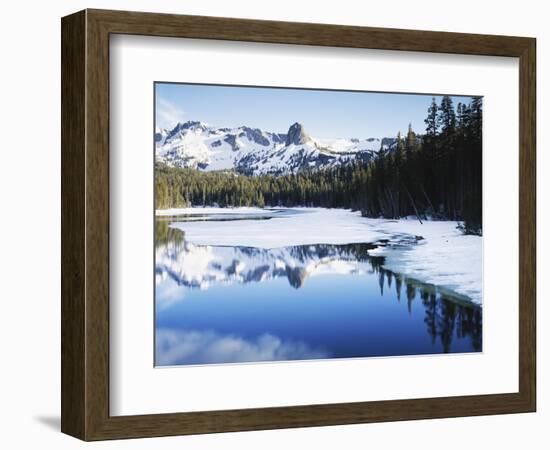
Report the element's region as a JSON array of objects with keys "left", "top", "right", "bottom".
[{"left": 155, "top": 219, "right": 482, "bottom": 354}]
